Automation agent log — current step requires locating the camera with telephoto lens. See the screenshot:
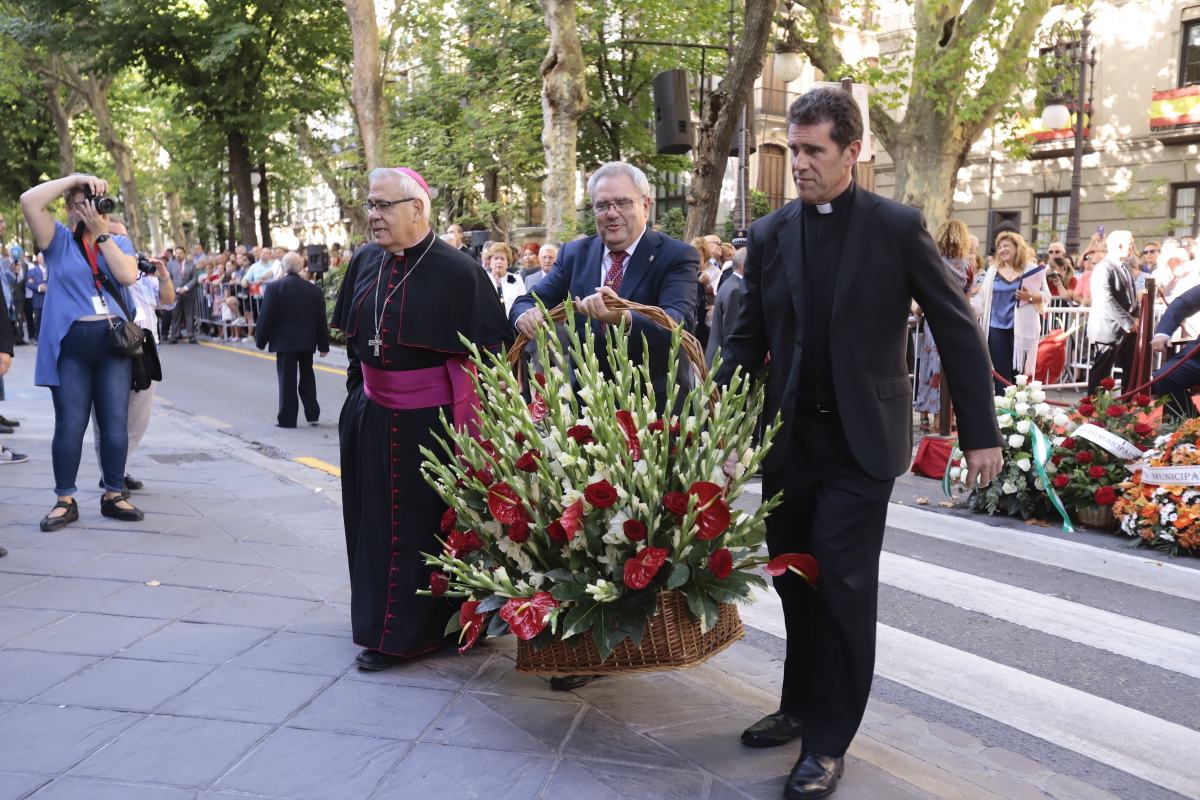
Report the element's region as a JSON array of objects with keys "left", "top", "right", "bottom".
[
  {"left": 82, "top": 185, "right": 116, "bottom": 215},
  {"left": 135, "top": 254, "right": 157, "bottom": 275}
]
